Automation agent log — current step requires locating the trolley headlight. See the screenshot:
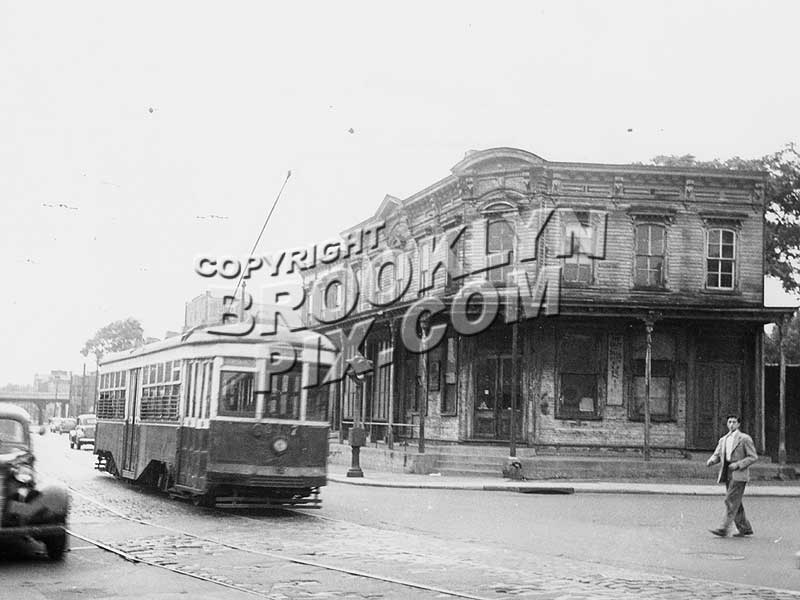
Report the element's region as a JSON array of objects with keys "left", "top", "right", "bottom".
[
  {"left": 12, "top": 464, "right": 35, "bottom": 486},
  {"left": 272, "top": 437, "right": 289, "bottom": 455}
]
